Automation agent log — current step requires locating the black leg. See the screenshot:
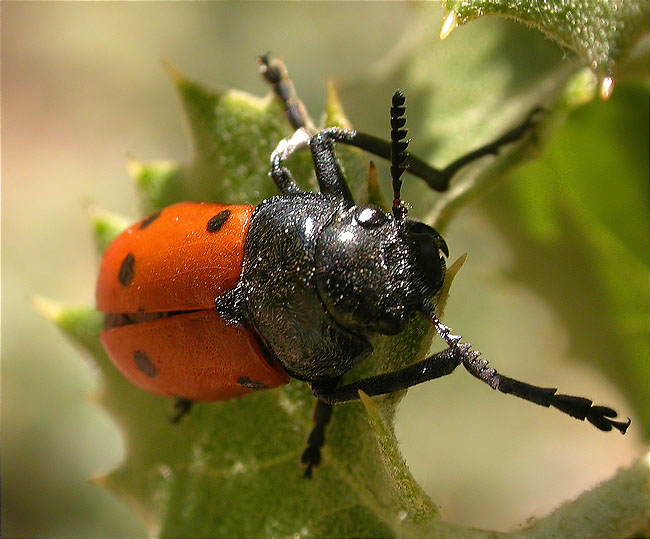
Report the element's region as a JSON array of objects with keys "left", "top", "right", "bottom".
[
  {"left": 301, "top": 398, "right": 334, "bottom": 478},
  {"left": 459, "top": 347, "right": 631, "bottom": 433},
  {"left": 429, "top": 313, "right": 631, "bottom": 434},
  {"left": 258, "top": 54, "right": 315, "bottom": 133},
  {"left": 268, "top": 128, "right": 309, "bottom": 195},
  {"left": 311, "top": 346, "right": 463, "bottom": 404},
  {"left": 309, "top": 132, "right": 355, "bottom": 207},
  {"left": 312, "top": 312, "right": 629, "bottom": 434},
  {"left": 323, "top": 108, "right": 542, "bottom": 193},
  {"left": 269, "top": 127, "right": 356, "bottom": 205},
  {"left": 270, "top": 101, "right": 539, "bottom": 205},
  {"left": 171, "top": 397, "right": 193, "bottom": 423}
]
